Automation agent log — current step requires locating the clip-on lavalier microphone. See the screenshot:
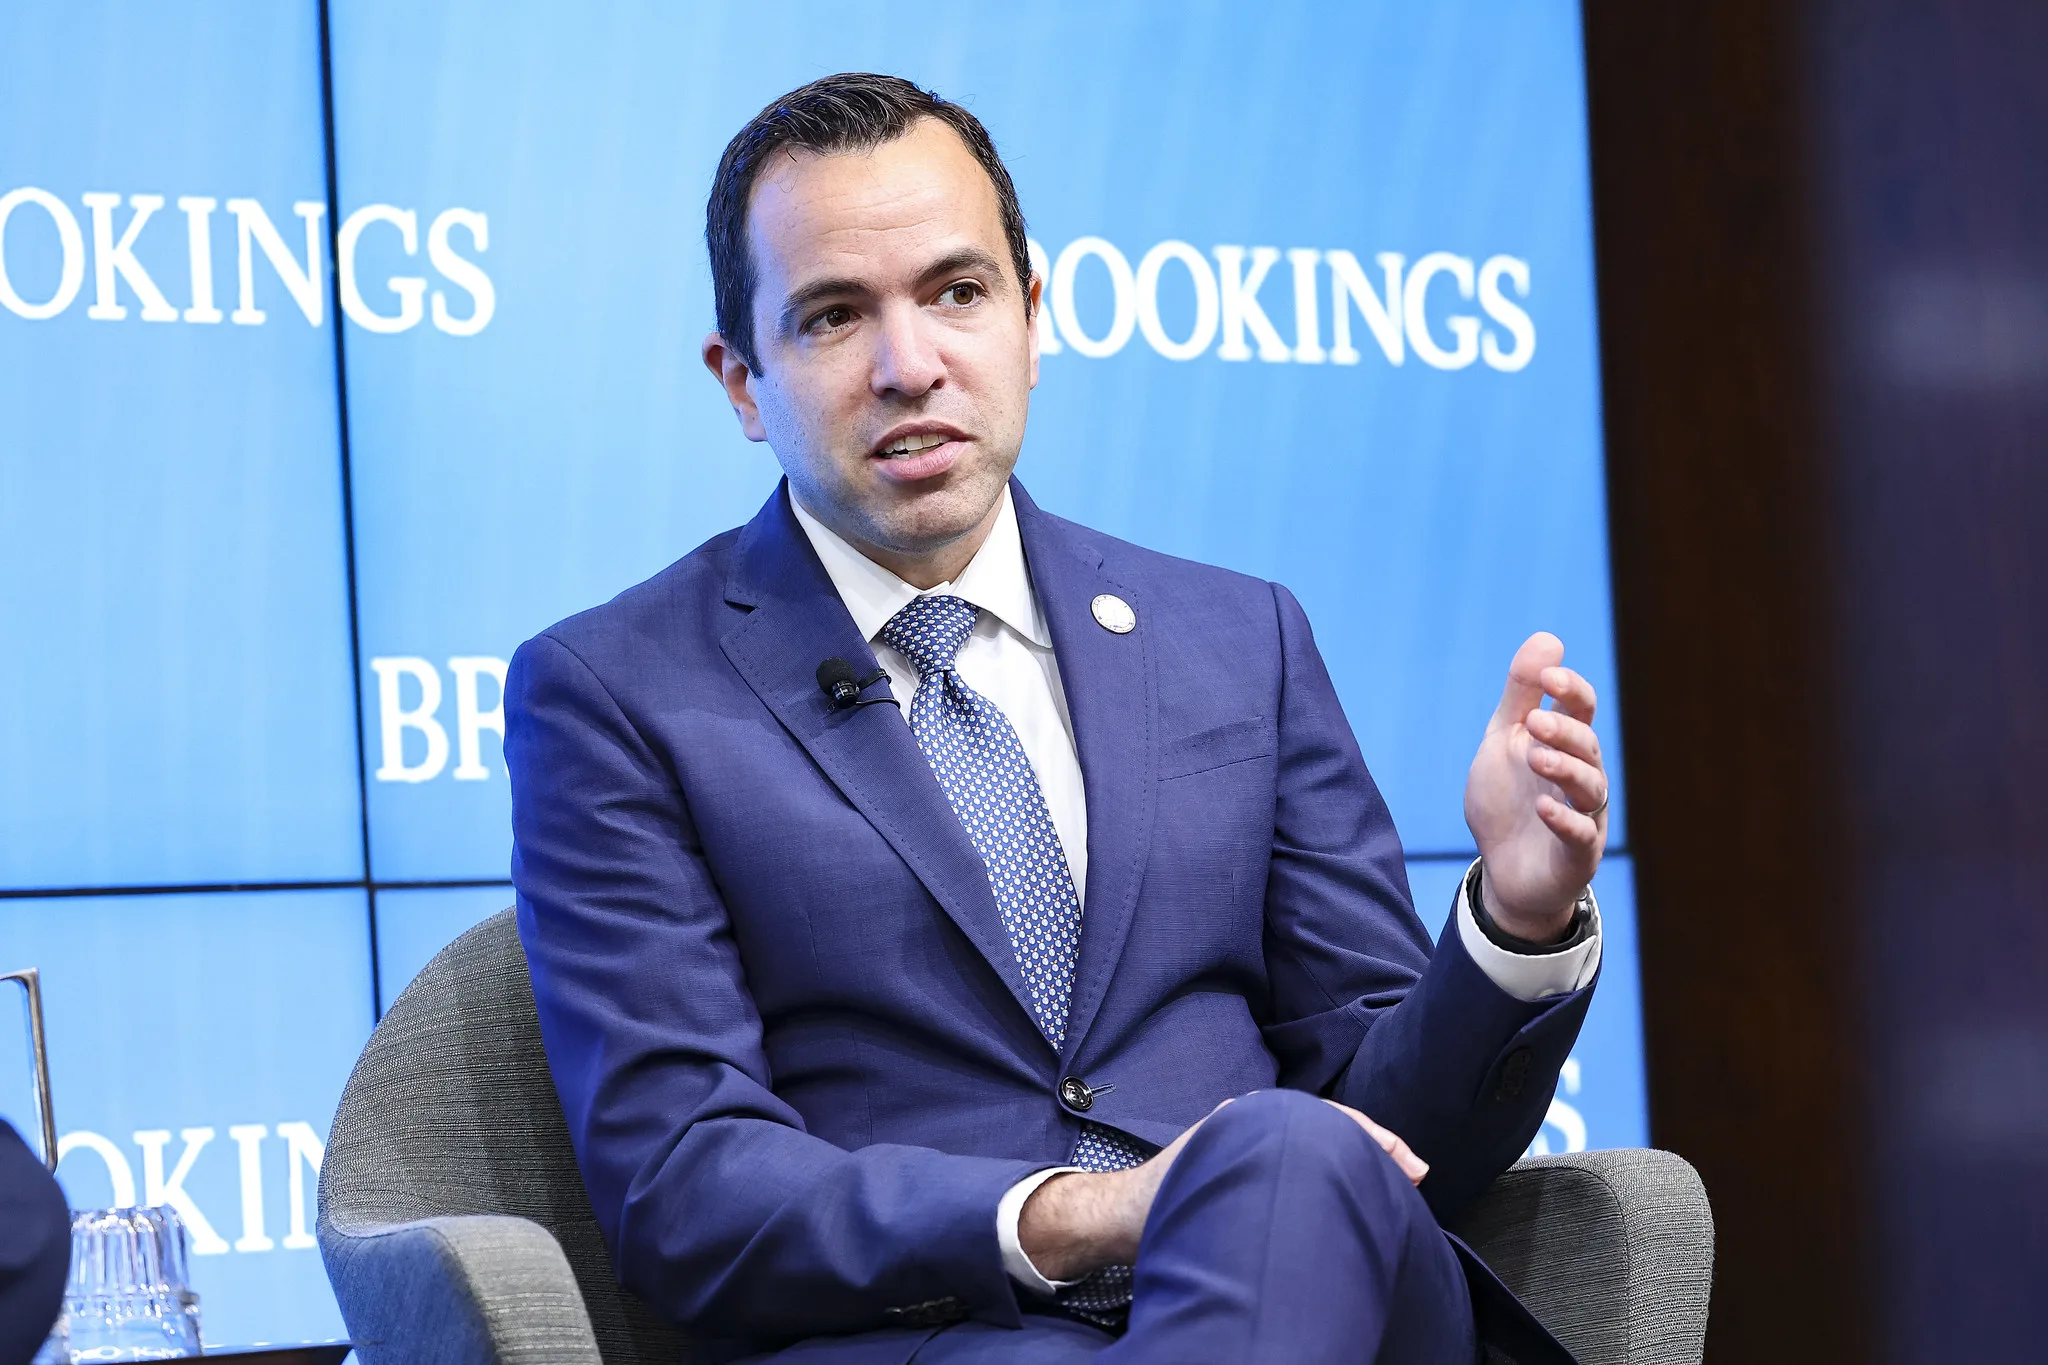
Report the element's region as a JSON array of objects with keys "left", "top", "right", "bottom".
[{"left": 816, "top": 657, "right": 892, "bottom": 709}]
